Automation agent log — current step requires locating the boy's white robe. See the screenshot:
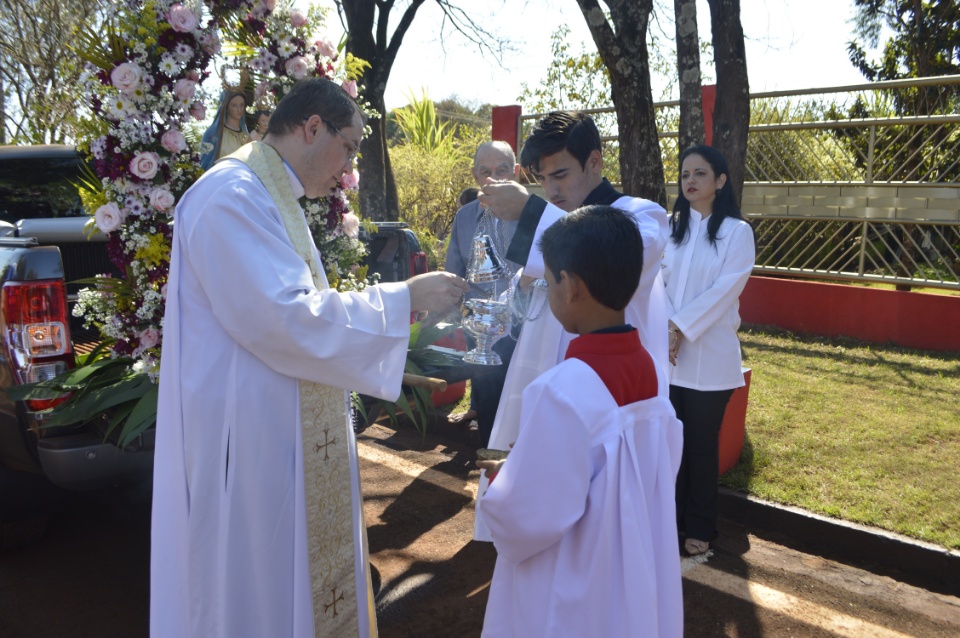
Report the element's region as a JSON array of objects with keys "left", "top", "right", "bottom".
[
  {"left": 150, "top": 160, "right": 410, "bottom": 637},
  {"left": 475, "top": 196, "right": 670, "bottom": 541},
  {"left": 479, "top": 359, "right": 684, "bottom": 638}
]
